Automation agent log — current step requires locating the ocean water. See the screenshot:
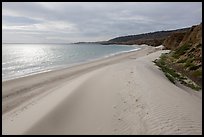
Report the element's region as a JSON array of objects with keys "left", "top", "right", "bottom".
[{"left": 2, "top": 43, "right": 140, "bottom": 81}]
